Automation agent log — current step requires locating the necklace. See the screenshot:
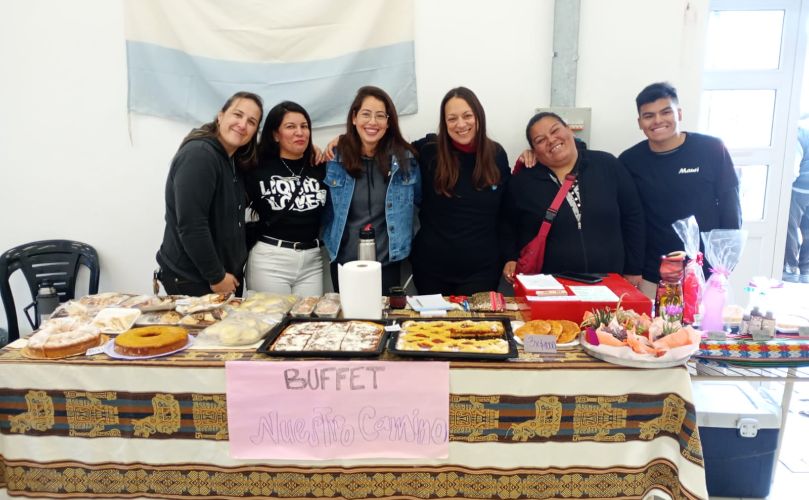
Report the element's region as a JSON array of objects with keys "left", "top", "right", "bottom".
[{"left": 280, "top": 158, "right": 305, "bottom": 177}]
